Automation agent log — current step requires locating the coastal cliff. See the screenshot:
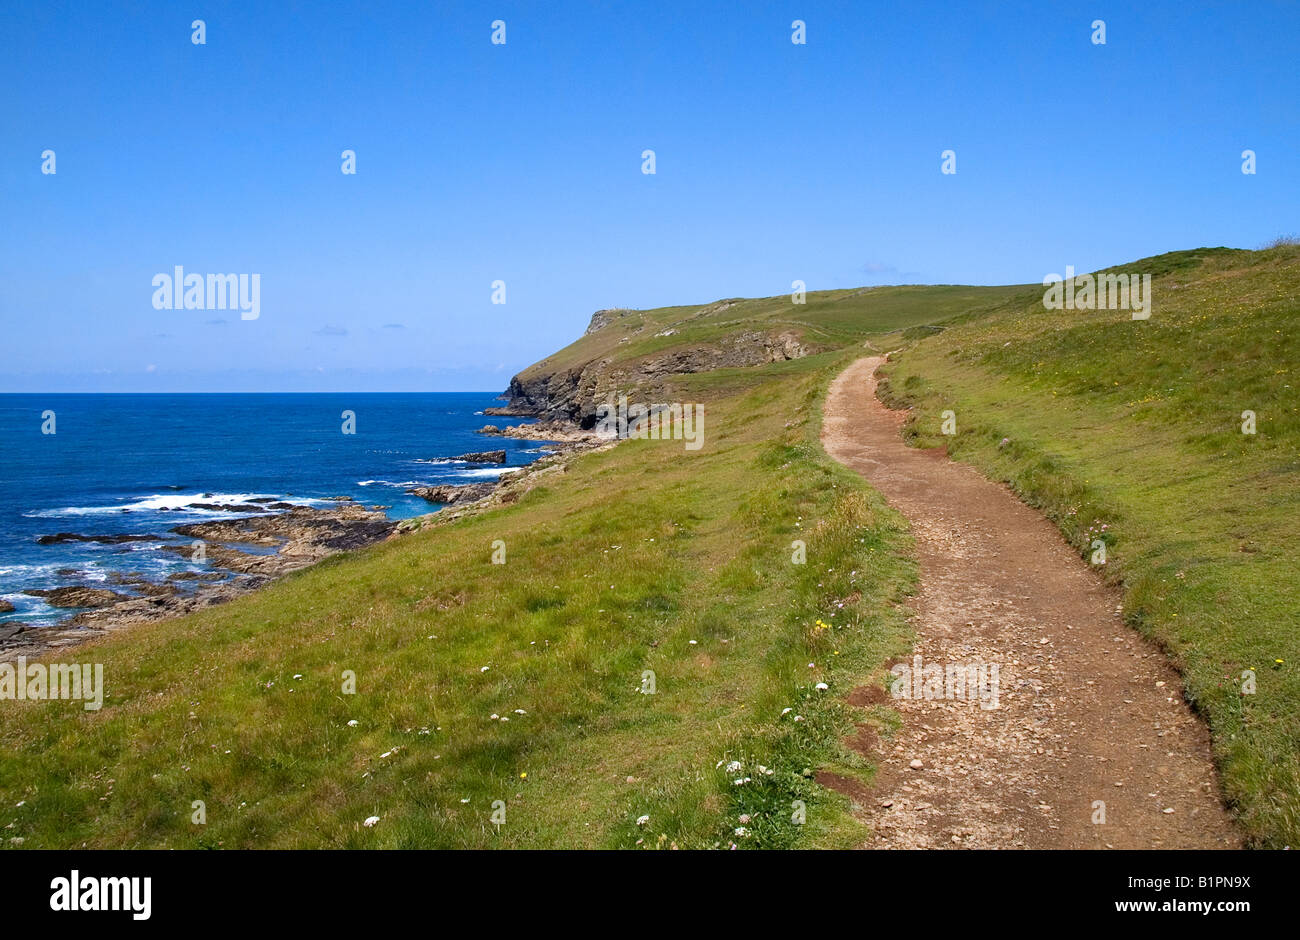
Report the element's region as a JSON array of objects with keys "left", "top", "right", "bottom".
[{"left": 499, "top": 305, "right": 812, "bottom": 426}]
